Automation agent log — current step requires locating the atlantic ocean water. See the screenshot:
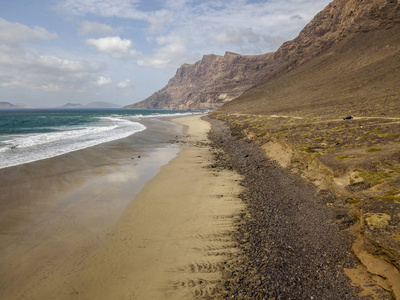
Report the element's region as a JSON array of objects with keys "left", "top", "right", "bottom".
[{"left": 0, "top": 108, "right": 195, "bottom": 169}]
